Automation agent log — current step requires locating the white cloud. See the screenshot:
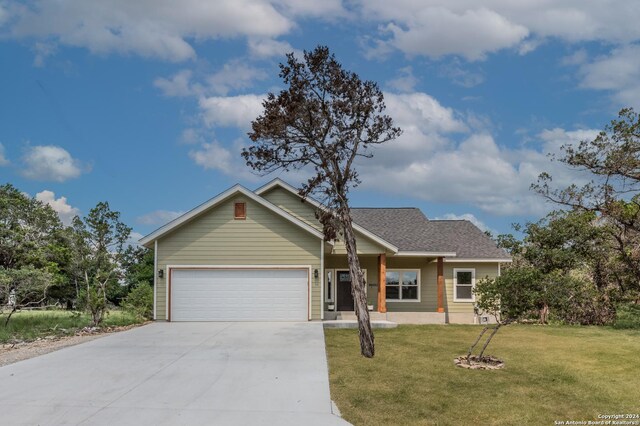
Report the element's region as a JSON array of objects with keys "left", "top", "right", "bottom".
[
  {"left": 439, "top": 60, "right": 484, "bottom": 88},
  {"left": 179, "top": 128, "right": 204, "bottom": 145},
  {"left": 189, "top": 141, "right": 234, "bottom": 173},
  {"left": 32, "top": 41, "right": 57, "bottom": 67},
  {"left": 21, "top": 145, "right": 86, "bottom": 182},
  {"left": 578, "top": 44, "right": 640, "bottom": 108},
  {"left": 127, "top": 231, "right": 145, "bottom": 247},
  {"left": 247, "top": 38, "right": 297, "bottom": 59},
  {"left": 356, "top": 91, "right": 601, "bottom": 216},
  {"left": 0, "top": 143, "right": 9, "bottom": 166},
  {"left": 154, "top": 70, "right": 203, "bottom": 97},
  {"left": 137, "top": 210, "right": 184, "bottom": 225},
  {"left": 35, "top": 190, "right": 80, "bottom": 225},
  {"left": 207, "top": 60, "right": 267, "bottom": 95},
  {"left": 383, "top": 7, "right": 529, "bottom": 61},
  {"left": 561, "top": 48, "right": 588, "bottom": 67},
  {"left": 199, "top": 94, "right": 265, "bottom": 129},
  {"left": 386, "top": 67, "right": 419, "bottom": 93},
  {"left": 435, "top": 213, "right": 492, "bottom": 233},
  {"left": 188, "top": 138, "right": 261, "bottom": 181},
  {"left": 6, "top": 0, "right": 293, "bottom": 62},
  {"left": 274, "top": 0, "right": 347, "bottom": 18},
  {"left": 359, "top": 1, "right": 640, "bottom": 60}
]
